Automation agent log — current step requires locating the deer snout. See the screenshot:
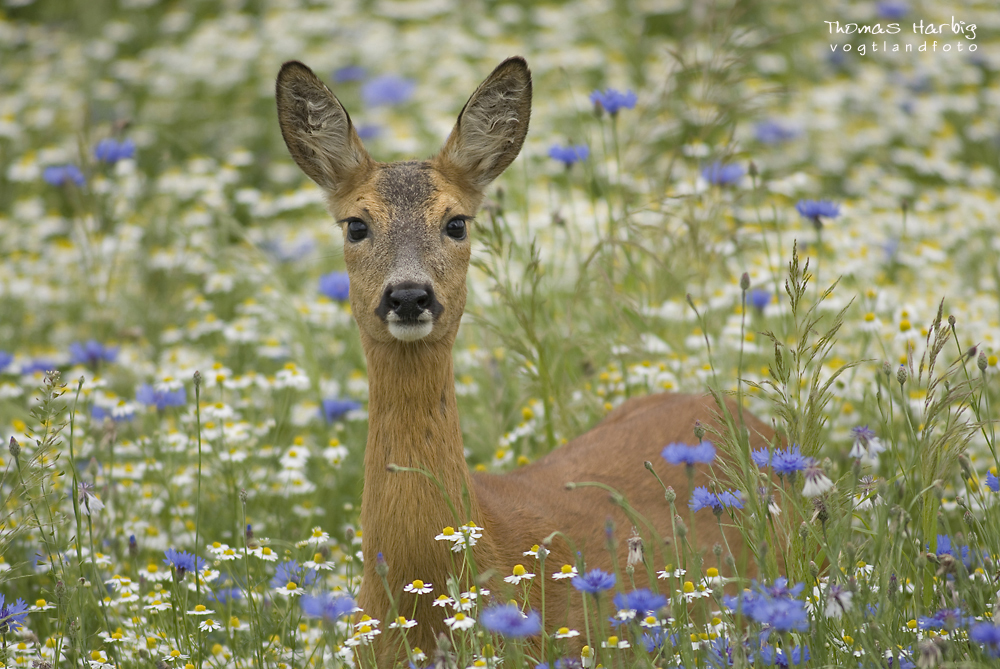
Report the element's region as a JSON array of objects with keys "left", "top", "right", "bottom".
[
  {"left": 376, "top": 281, "right": 443, "bottom": 342},
  {"left": 386, "top": 284, "right": 432, "bottom": 321}
]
